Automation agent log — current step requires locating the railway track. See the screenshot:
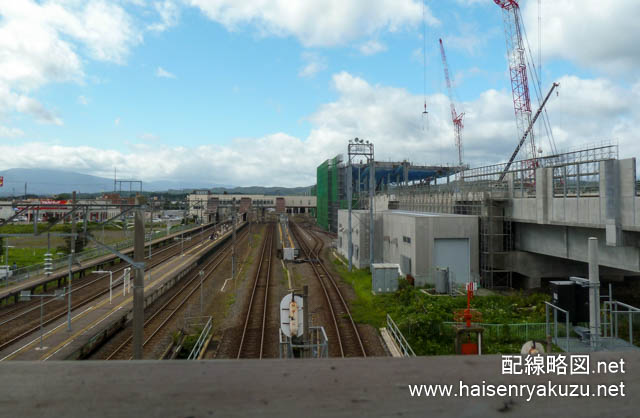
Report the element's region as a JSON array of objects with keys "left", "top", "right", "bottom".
[
  {"left": 0, "top": 222, "right": 228, "bottom": 352},
  {"left": 105, "top": 227, "right": 250, "bottom": 360},
  {"left": 291, "top": 222, "right": 366, "bottom": 357},
  {"left": 236, "top": 223, "right": 274, "bottom": 359}
]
